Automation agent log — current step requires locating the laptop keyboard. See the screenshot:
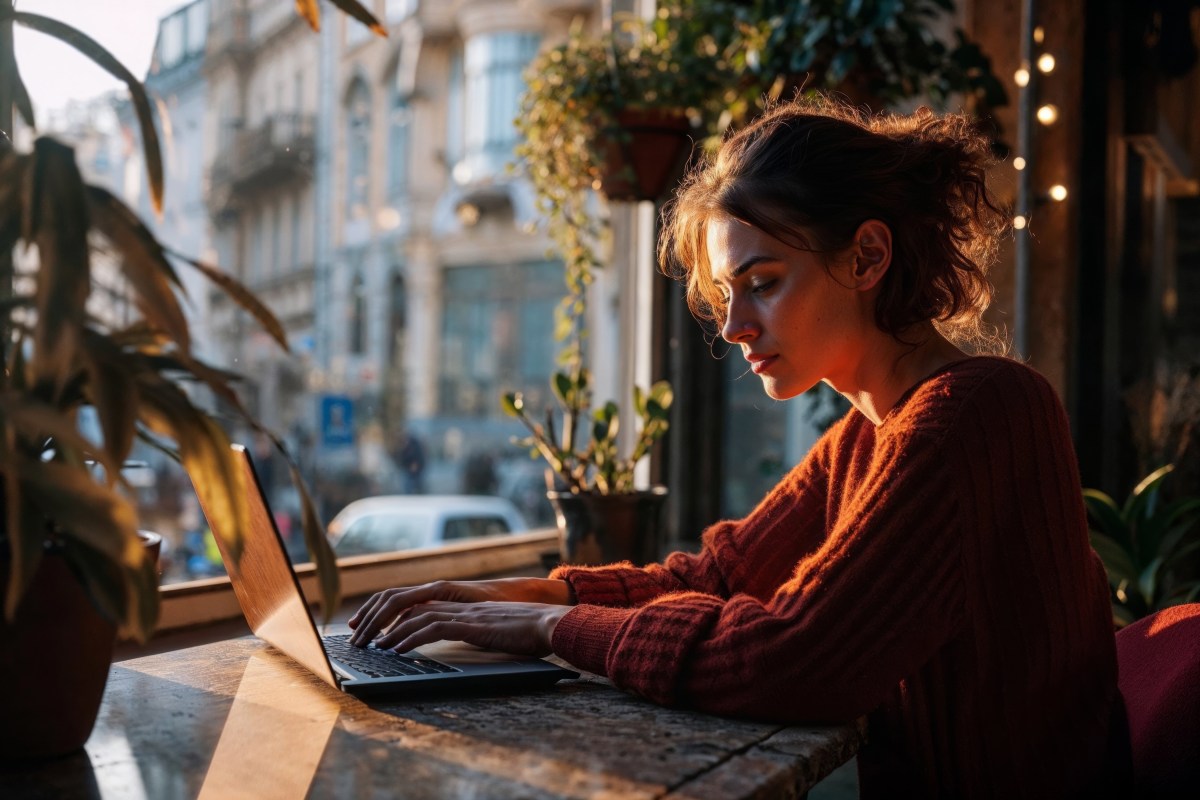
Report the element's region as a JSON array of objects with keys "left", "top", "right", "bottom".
[{"left": 323, "top": 634, "right": 459, "bottom": 678}]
